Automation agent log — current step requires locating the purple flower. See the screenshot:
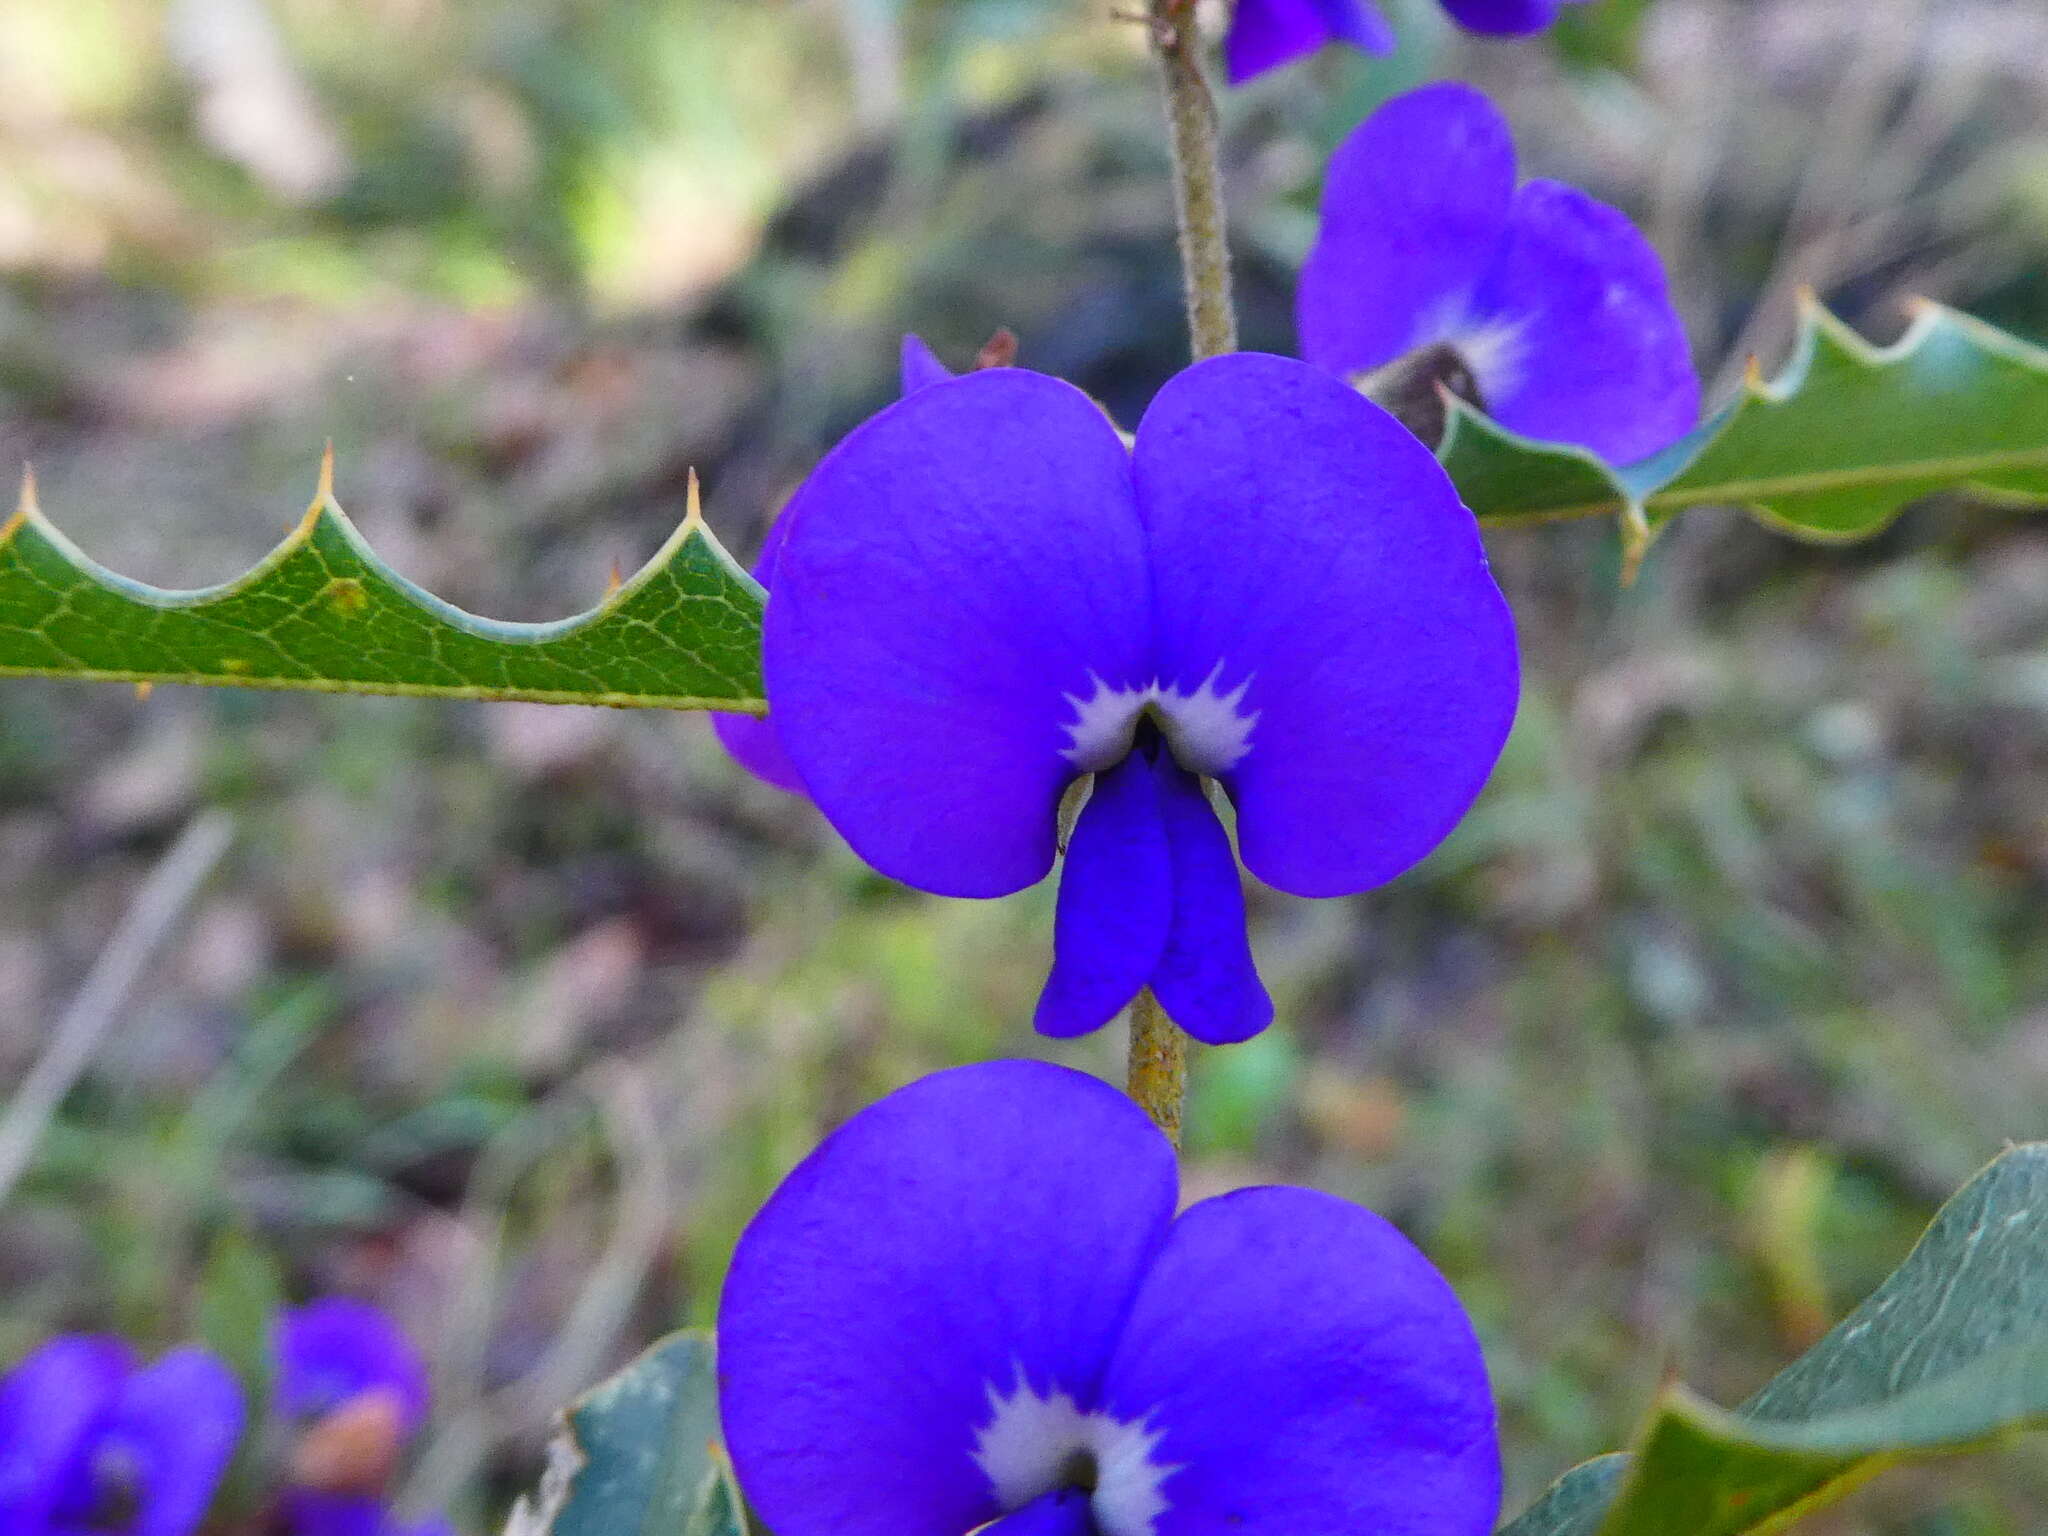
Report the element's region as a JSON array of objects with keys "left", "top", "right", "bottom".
[
  {"left": 1298, "top": 82, "right": 1698, "bottom": 463},
  {"left": 0, "top": 1335, "right": 243, "bottom": 1536},
  {"left": 274, "top": 1298, "right": 430, "bottom": 1439},
  {"left": 759, "top": 352, "right": 1517, "bottom": 1043},
  {"left": 274, "top": 1302, "right": 450, "bottom": 1536},
  {"left": 1224, "top": 0, "right": 1586, "bottom": 83},
  {"left": 719, "top": 1060, "right": 1500, "bottom": 1536},
  {"left": 713, "top": 332, "right": 960, "bottom": 794},
  {"left": 284, "top": 1490, "right": 456, "bottom": 1536}
]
